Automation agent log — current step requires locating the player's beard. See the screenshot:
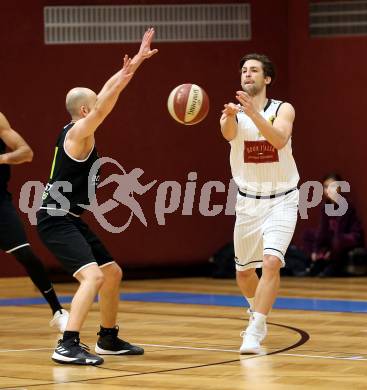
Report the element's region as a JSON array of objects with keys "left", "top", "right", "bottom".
[{"left": 243, "top": 83, "right": 260, "bottom": 96}]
